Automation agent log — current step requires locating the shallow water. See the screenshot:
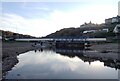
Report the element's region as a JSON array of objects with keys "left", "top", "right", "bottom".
[{"left": 5, "top": 48, "right": 119, "bottom": 79}]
